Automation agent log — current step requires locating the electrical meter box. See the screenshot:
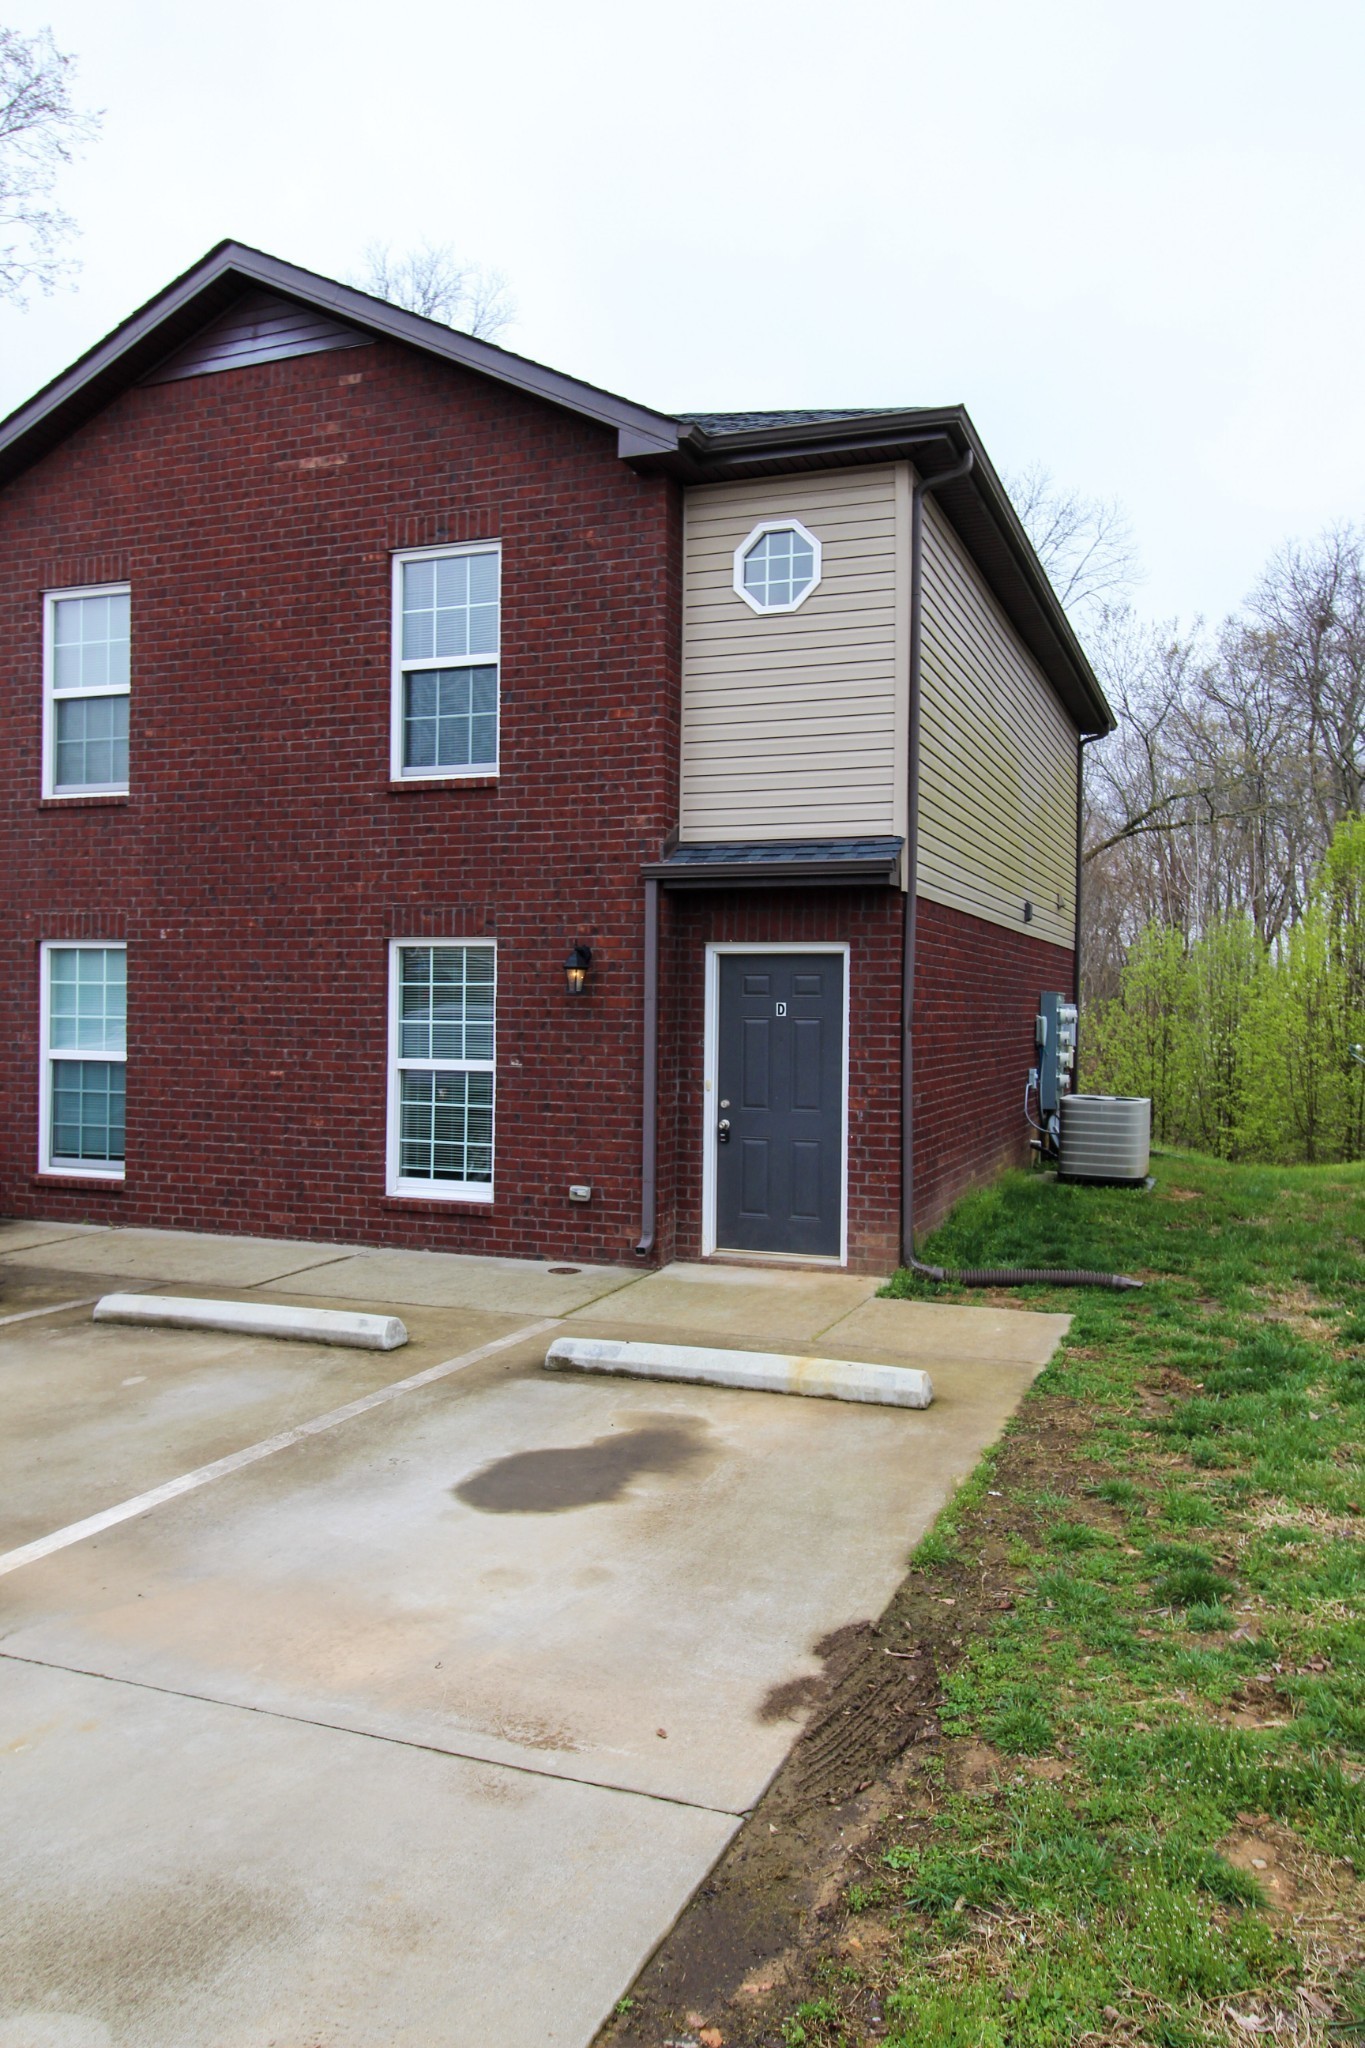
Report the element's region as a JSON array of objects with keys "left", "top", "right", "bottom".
[{"left": 1036, "top": 991, "right": 1078, "bottom": 1115}]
